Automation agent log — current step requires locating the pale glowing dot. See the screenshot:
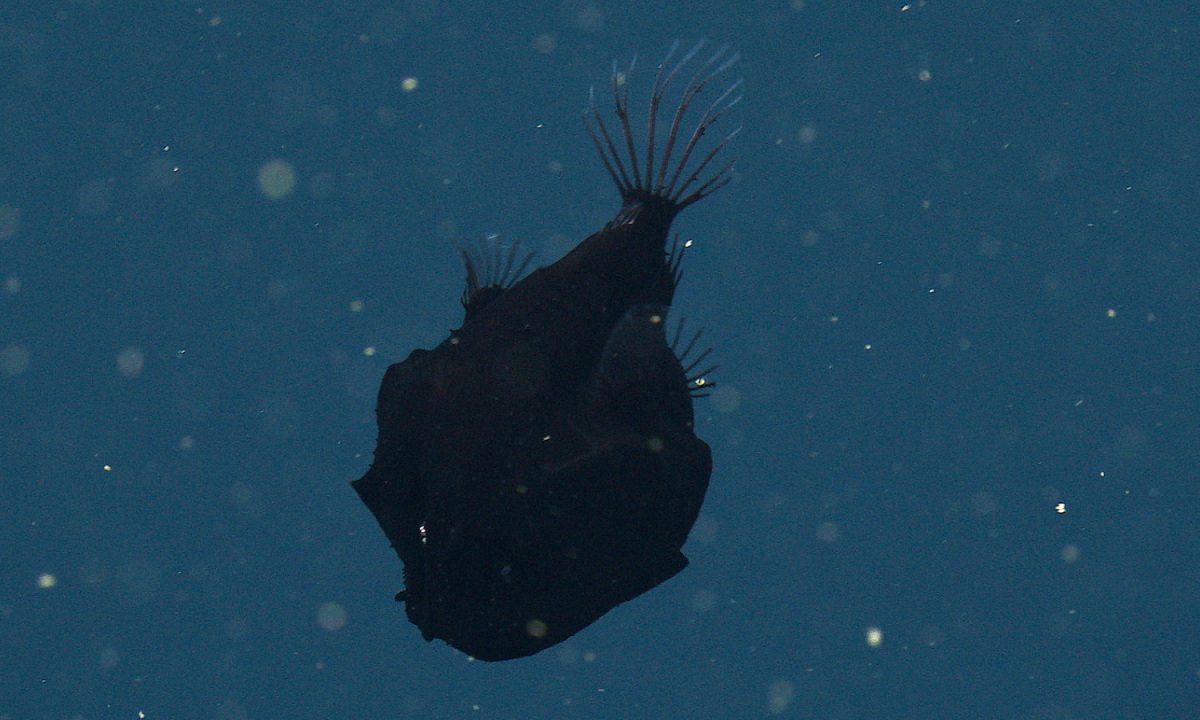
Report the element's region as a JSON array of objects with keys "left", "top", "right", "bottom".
[
  {"left": 525, "top": 619, "right": 548, "bottom": 638},
  {"left": 864, "top": 626, "right": 884, "bottom": 647},
  {"left": 864, "top": 344, "right": 872, "bottom": 350},
  {"left": 768, "top": 679, "right": 796, "bottom": 714},
  {"left": 317, "top": 602, "right": 347, "bottom": 631},
  {"left": 401, "top": 77, "right": 419, "bottom": 92},
  {"left": 917, "top": 69, "right": 932, "bottom": 82},
  {"left": 103, "top": 465, "right": 112, "bottom": 471},
  {"left": 116, "top": 347, "right": 145, "bottom": 377},
  {"left": 363, "top": 346, "right": 376, "bottom": 357},
  {"left": 1106, "top": 308, "right": 1117, "bottom": 318},
  {"left": 1055, "top": 502, "right": 1066, "bottom": 514},
  {"left": 349, "top": 300, "right": 364, "bottom": 312},
  {"left": 1061, "top": 544, "right": 1081, "bottom": 563},
  {"left": 257, "top": 159, "right": 297, "bottom": 200},
  {"left": 37, "top": 573, "right": 57, "bottom": 589}
]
